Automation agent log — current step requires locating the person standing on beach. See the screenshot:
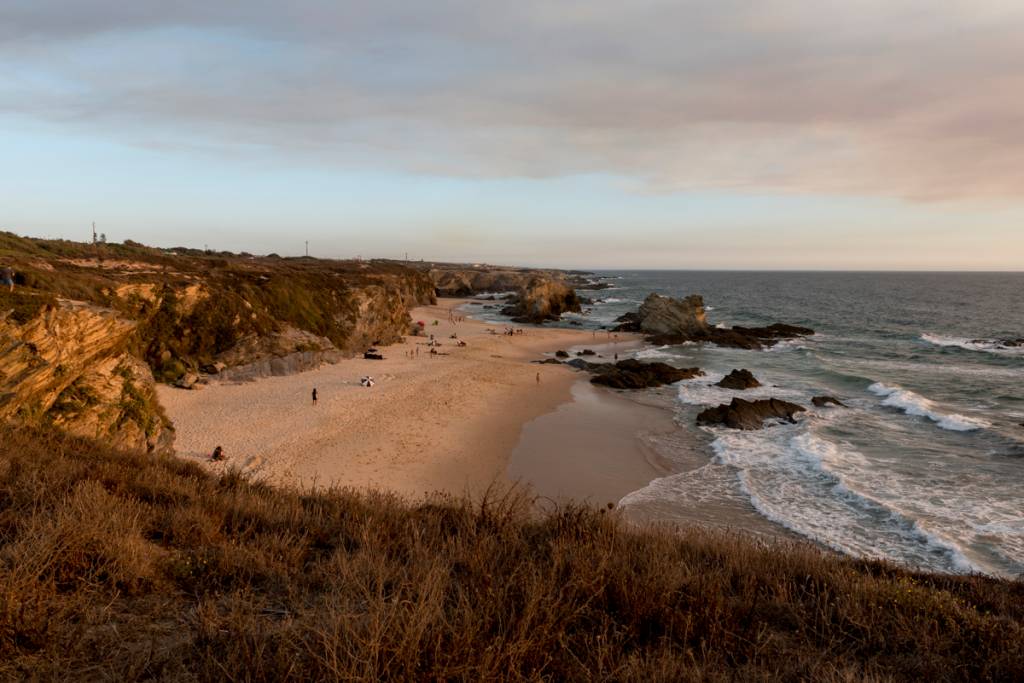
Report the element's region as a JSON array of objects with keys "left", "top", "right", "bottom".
[
  {"left": 312, "top": 388, "right": 318, "bottom": 406},
  {"left": 536, "top": 372, "right": 540, "bottom": 384}
]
